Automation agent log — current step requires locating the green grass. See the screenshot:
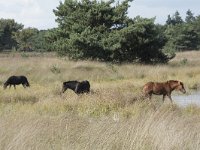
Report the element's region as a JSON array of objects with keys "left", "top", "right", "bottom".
[{"left": 0, "top": 51, "right": 200, "bottom": 149}]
